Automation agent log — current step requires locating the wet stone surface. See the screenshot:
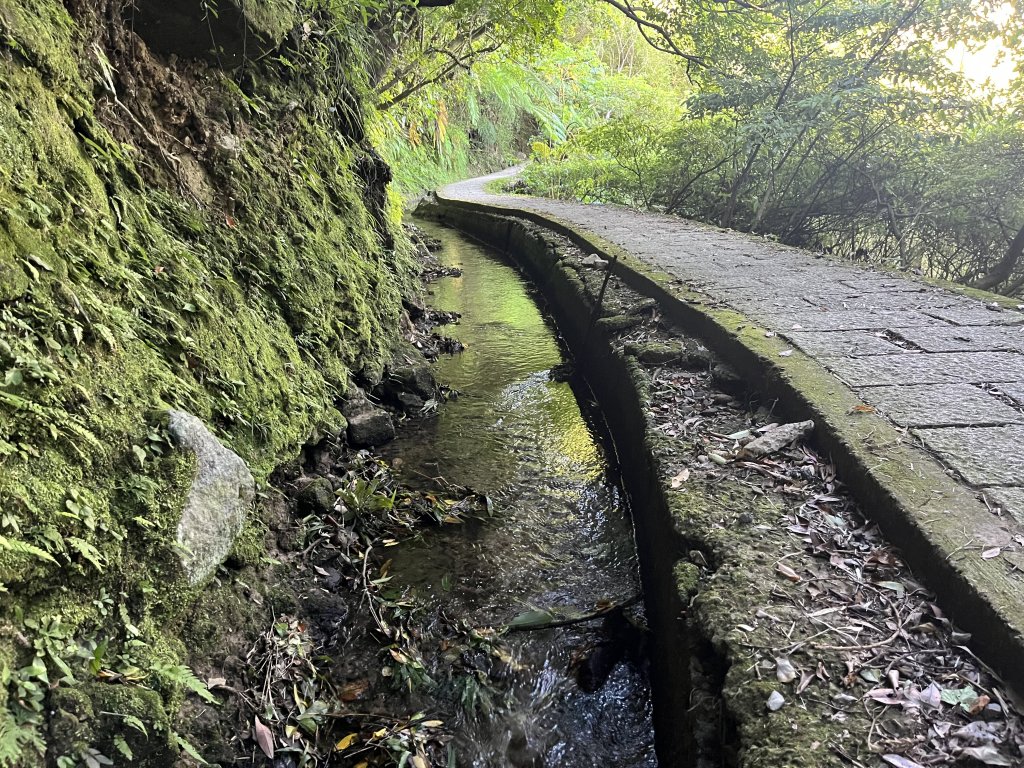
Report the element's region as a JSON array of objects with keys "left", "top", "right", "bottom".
[
  {"left": 914, "top": 425, "right": 1024, "bottom": 486},
  {"left": 822, "top": 351, "right": 1024, "bottom": 387},
  {"left": 783, "top": 330, "right": 906, "bottom": 358},
  {"left": 443, "top": 168, "right": 1024, "bottom": 508},
  {"left": 867, "top": 384, "right": 1024, "bottom": 427},
  {"left": 983, "top": 487, "right": 1024, "bottom": 527}
]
